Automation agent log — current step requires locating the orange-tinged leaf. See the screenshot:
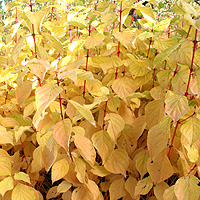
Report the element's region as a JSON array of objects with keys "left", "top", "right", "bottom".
[
  {"left": 52, "top": 159, "right": 69, "bottom": 183},
  {"left": 104, "top": 149, "right": 129, "bottom": 176},
  {"left": 154, "top": 182, "right": 169, "bottom": 200},
  {"left": 12, "top": 183, "right": 36, "bottom": 200},
  {"left": 74, "top": 157, "right": 86, "bottom": 184},
  {"left": 0, "top": 117, "right": 19, "bottom": 128},
  {"left": 0, "top": 125, "right": 13, "bottom": 145},
  {"left": 105, "top": 113, "right": 125, "bottom": 143},
  {"left": 109, "top": 178, "right": 127, "bottom": 200},
  {"left": 73, "top": 135, "right": 96, "bottom": 166},
  {"left": 90, "top": 165, "right": 110, "bottom": 177},
  {"left": 147, "top": 125, "right": 169, "bottom": 160},
  {"left": 174, "top": 174, "right": 200, "bottom": 200},
  {"left": 0, "top": 177, "right": 14, "bottom": 197},
  {"left": 180, "top": 117, "right": 200, "bottom": 146},
  {"left": 71, "top": 185, "right": 93, "bottom": 200},
  {"left": 57, "top": 181, "right": 72, "bottom": 194},
  {"left": 92, "top": 130, "right": 115, "bottom": 164},
  {"left": 125, "top": 176, "right": 137, "bottom": 198},
  {"left": 165, "top": 91, "right": 190, "bottom": 121},
  {"left": 147, "top": 152, "right": 174, "bottom": 184},
  {"left": 53, "top": 119, "right": 72, "bottom": 152},
  {"left": 35, "top": 81, "right": 63, "bottom": 115},
  {"left": 135, "top": 176, "right": 153, "bottom": 196},
  {"left": 14, "top": 172, "right": 31, "bottom": 184},
  {"left": 87, "top": 180, "right": 102, "bottom": 200},
  {"left": 68, "top": 100, "right": 96, "bottom": 127},
  {"left": 16, "top": 80, "right": 32, "bottom": 105},
  {"left": 145, "top": 100, "right": 165, "bottom": 129},
  {"left": 112, "top": 77, "right": 137, "bottom": 99}
]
